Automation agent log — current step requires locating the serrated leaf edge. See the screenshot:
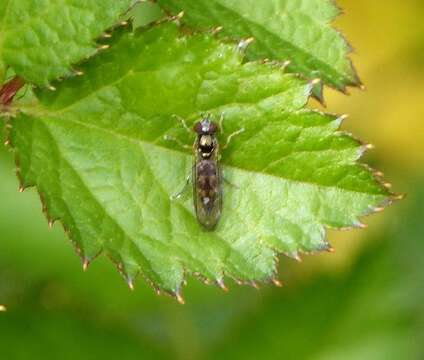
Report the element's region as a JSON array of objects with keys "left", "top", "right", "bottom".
[{"left": 3, "top": 18, "right": 400, "bottom": 303}]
